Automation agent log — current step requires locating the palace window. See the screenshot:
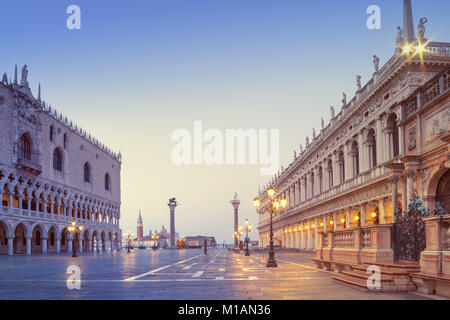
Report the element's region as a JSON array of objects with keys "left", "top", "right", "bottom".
[
  {"left": 105, "top": 173, "right": 111, "bottom": 191},
  {"left": 84, "top": 162, "right": 91, "bottom": 183},
  {"left": 318, "top": 167, "right": 323, "bottom": 193},
  {"left": 63, "top": 133, "right": 68, "bottom": 149},
  {"left": 53, "top": 148, "right": 63, "bottom": 172},
  {"left": 338, "top": 151, "right": 345, "bottom": 184},
  {"left": 50, "top": 125, "right": 54, "bottom": 142},
  {"left": 351, "top": 141, "right": 359, "bottom": 177},
  {"left": 19, "top": 134, "right": 32, "bottom": 161},
  {"left": 327, "top": 159, "right": 333, "bottom": 188},
  {"left": 367, "top": 129, "right": 377, "bottom": 169},
  {"left": 386, "top": 114, "right": 399, "bottom": 159}
]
